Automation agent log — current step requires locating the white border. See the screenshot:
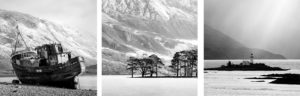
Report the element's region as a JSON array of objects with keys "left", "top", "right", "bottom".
[
  {"left": 97, "top": 0, "right": 102, "bottom": 96},
  {"left": 198, "top": 0, "right": 204, "bottom": 96}
]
